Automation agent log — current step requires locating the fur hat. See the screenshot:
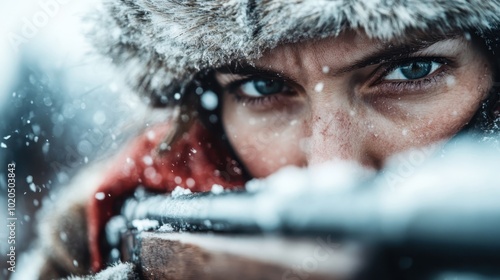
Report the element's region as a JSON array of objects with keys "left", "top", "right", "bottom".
[{"left": 89, "top": 0, "right": 500, "bottom": 103}]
